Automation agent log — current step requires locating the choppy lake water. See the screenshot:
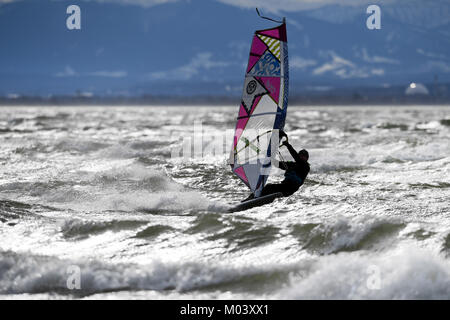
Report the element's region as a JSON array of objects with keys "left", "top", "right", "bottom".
[{"left": 0, "top": 105, "right": 449, "bottom": 299}]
